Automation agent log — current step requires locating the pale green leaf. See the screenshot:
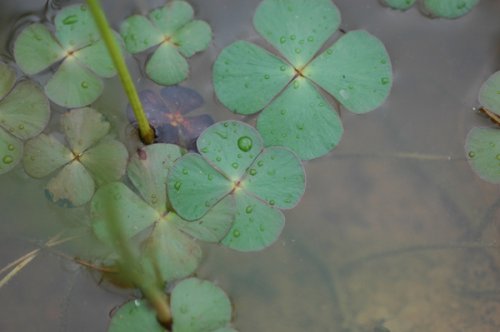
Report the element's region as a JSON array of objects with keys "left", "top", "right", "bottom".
[
  {"left": 55, "top": 4, "right": 100, "bottom": 50},
  {"left": 91, "top": 182, "right": 160, "bottom": 245},
  {"left": 146, "top": 42, "right": 189, "bottom": 85},
  {"left": 243, "top": 147, "right": 305, "bottom": 209},
  {"left": 465, "top": 127, "right": 500, "bottom": 184},
  {"left": 127, "top": 144, "right": 183, "bottom": 214},
  {"left": 120, "top": 15, "right": 163, "bottom": 53},
  {"left": 0, "top": 81, "right": 51, "bottom": 140},
  {"left": 197, "top": 120, "right": 264, "bottom": 181},
  {"left": 23, "top": 134, "right": 73, "bottom": 178},
  {"left": 108, "top": 299, "right": 165, "bottom": 332},
  {"left": 305, "top": 30, "right": 392, "bottom": 114},
  {"left": 0, "top": 62, "right": 16, "bottom": 100},
  {"left": 479, "top": 71, "right": 500, "bottom": 116},
  {"left": 13, "top": 23, "right": 65, "bottom": 75},
  {"left": 46, "top": 161, "right": 95, "bottom": 207},
  {"left": 148, "top": 1, "right": 194, "bottom": 36},
  {"left": 74, "top": 38, "right": 117, "bottom": 78},
  {"left": 172, "top": 195, "right": 235, "bottom": 242},
  {"left": 382, "top": 0, "right": 416, "bottom": 10},
  {"left": 213, "top": 41, "right": 295, "bottom": 115},
  {"left": 61, "top": 107, "right": 110, "bottom": 154},
  {"left": 45, "top": 57, "right": 104, "bottom": 108},
  {"left": 423, "top": 0, "right": 479, "bottom": 19},
  {"left": 167, "top": 153, "right": 232, "bottom": 220},
  {"left": 0, "top": 129, "right": 23, "bottom": 175},
  {"left": 221, "top": 192, "right": 284, "bottom": 252},
  {"left": 80, "top": 138, "right": 128, "bottom": 186},
  {"left": 142, "top": 218, "right": 201, "bottom": 282},
  {"left": 257, "top": 77, "right": 343, "bottom": 160},
  {"left": 253, "top": 0, "right": 340, "bottom": 68},
  {"left": 173, "top": 20, "right": 212, "bottom": 57},
  {"left": 171, "top": 278, "right": 232, "bottom": 332}
]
